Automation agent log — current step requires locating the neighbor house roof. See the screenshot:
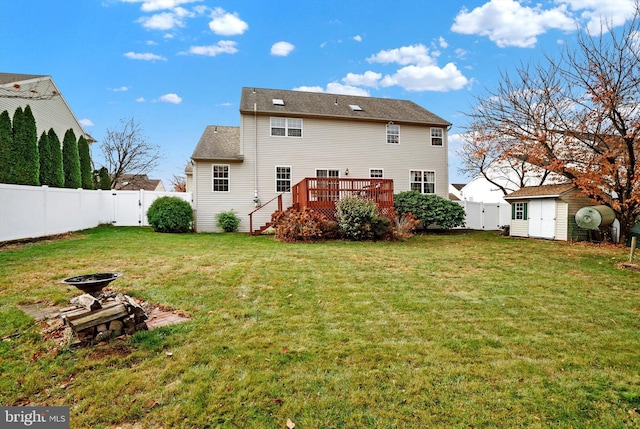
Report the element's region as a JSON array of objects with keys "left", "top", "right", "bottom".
[
  {"left": 0, "top": 72, "right": 95, "bottom": 142},
  {"left": 239, "top": 87, "right": 451, "bottom": 126},
  {"left": 191, "top": 126, "right": 242, "bottom": 161},
  {"left": 113, "top": 174, "right": 165, "bottom": 191},
  {"left": 504, "top": 183, "right": 575, "bottom": 200}
]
